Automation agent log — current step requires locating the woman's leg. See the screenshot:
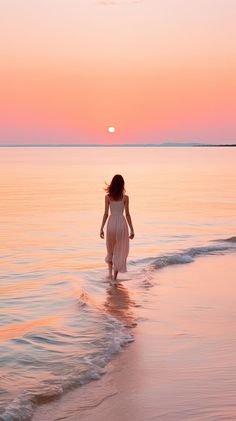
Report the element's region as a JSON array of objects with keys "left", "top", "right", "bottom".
[
  {"left": 108, "top": 262, "right": 113, "bottom": 279},
  {"left": 113, "top": 270, "right": 118, "bottom": 281}
]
